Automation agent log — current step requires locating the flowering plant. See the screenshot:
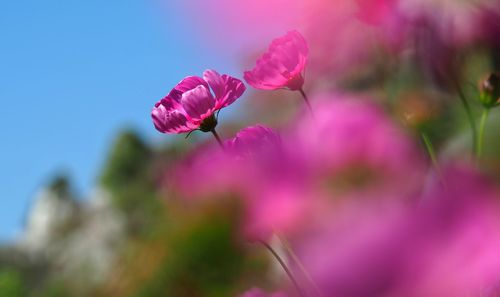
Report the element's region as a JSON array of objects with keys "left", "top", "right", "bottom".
[{"left": 150, "top": 1, "right": 500, "bottom": 296}]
